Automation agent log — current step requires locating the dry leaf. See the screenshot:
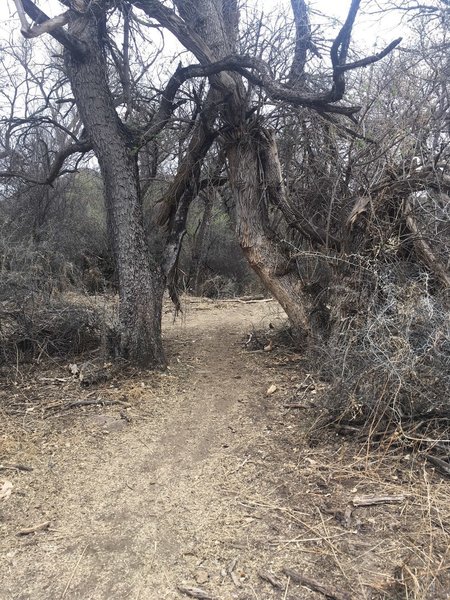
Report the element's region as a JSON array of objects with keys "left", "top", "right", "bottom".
[
  {"left": 266, "top": 384, "right": 278, "bottom": 395},
  {"left": 68, "top": 363, "right": 79, "bottom": 376},
  {"left": 0, "top": 480, "right": 13, "bottom": 501}
]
